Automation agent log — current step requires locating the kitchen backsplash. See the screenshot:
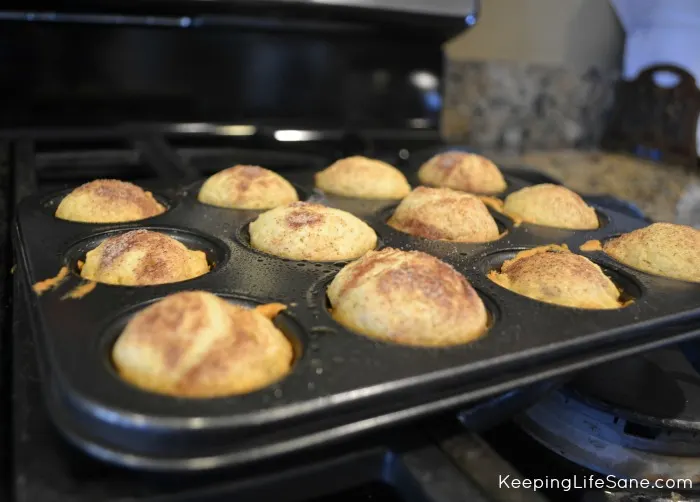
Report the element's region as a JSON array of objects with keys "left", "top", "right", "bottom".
[{"left": 441, "top": 59, "right": 618, "bottom": 151}]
